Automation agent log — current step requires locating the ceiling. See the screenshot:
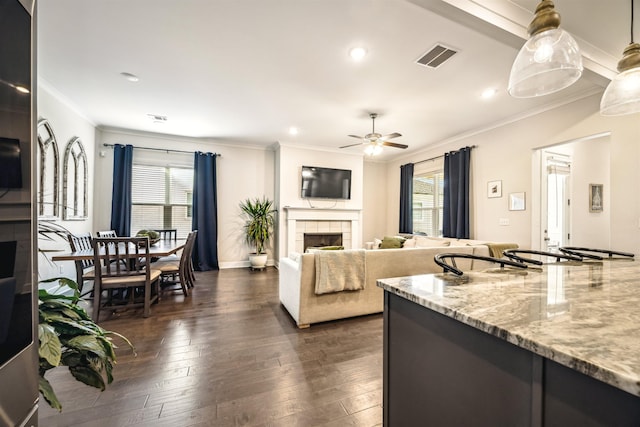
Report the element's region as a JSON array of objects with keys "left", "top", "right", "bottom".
[{"left": 37, "top": 0, "right": 630, "bottom": 161}]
